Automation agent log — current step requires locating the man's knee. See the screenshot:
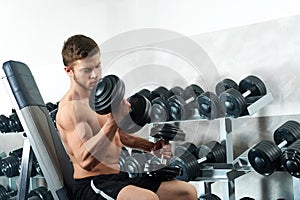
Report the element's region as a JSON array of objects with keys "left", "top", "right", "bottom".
[
  {"left": 181, "top": 183, "right": 198, "bottom": 200},
  {"left": 117, "top": 185, "right": 159, "bottom": 200}
]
